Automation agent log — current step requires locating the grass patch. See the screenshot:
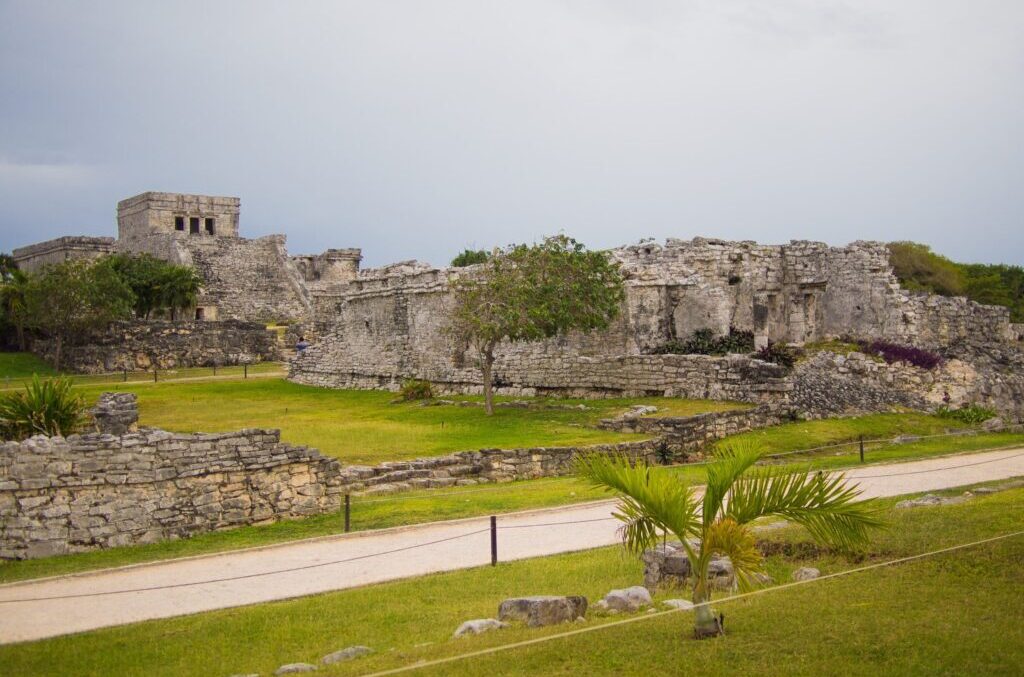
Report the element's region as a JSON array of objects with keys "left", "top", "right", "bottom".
[
  {"left": 2, "top": 482, "right": 1021, "bottom": 676},
  {"left": 0, "top": 352, "right": 56, "bottom": 379},
  {"left": 70, "top": 379, "right": 745, "bottom": 464}
]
